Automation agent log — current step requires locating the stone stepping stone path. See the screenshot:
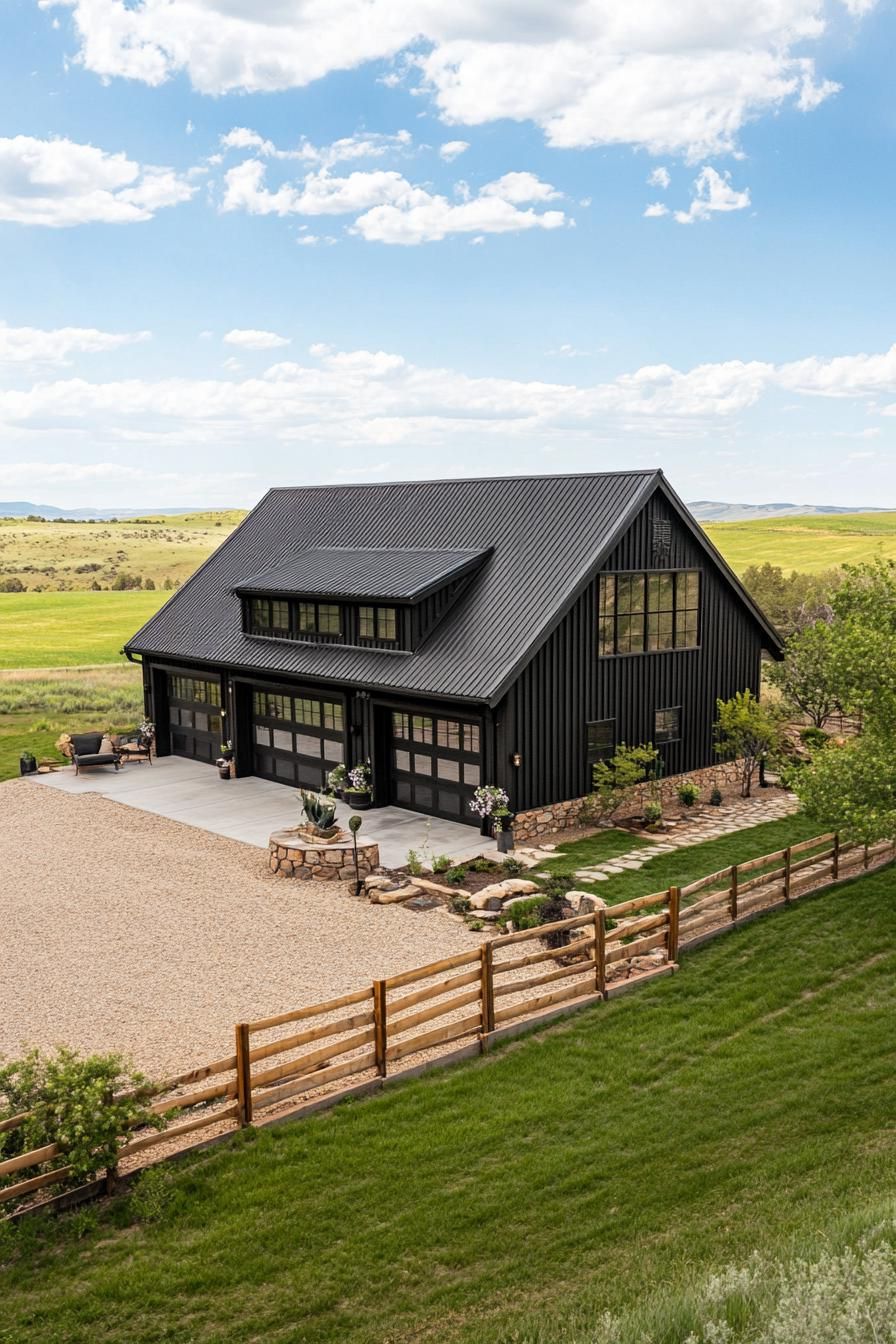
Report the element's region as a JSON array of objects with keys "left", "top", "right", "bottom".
[{"left": 567, "top": 793, "right": 800, "bottom": 884}]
